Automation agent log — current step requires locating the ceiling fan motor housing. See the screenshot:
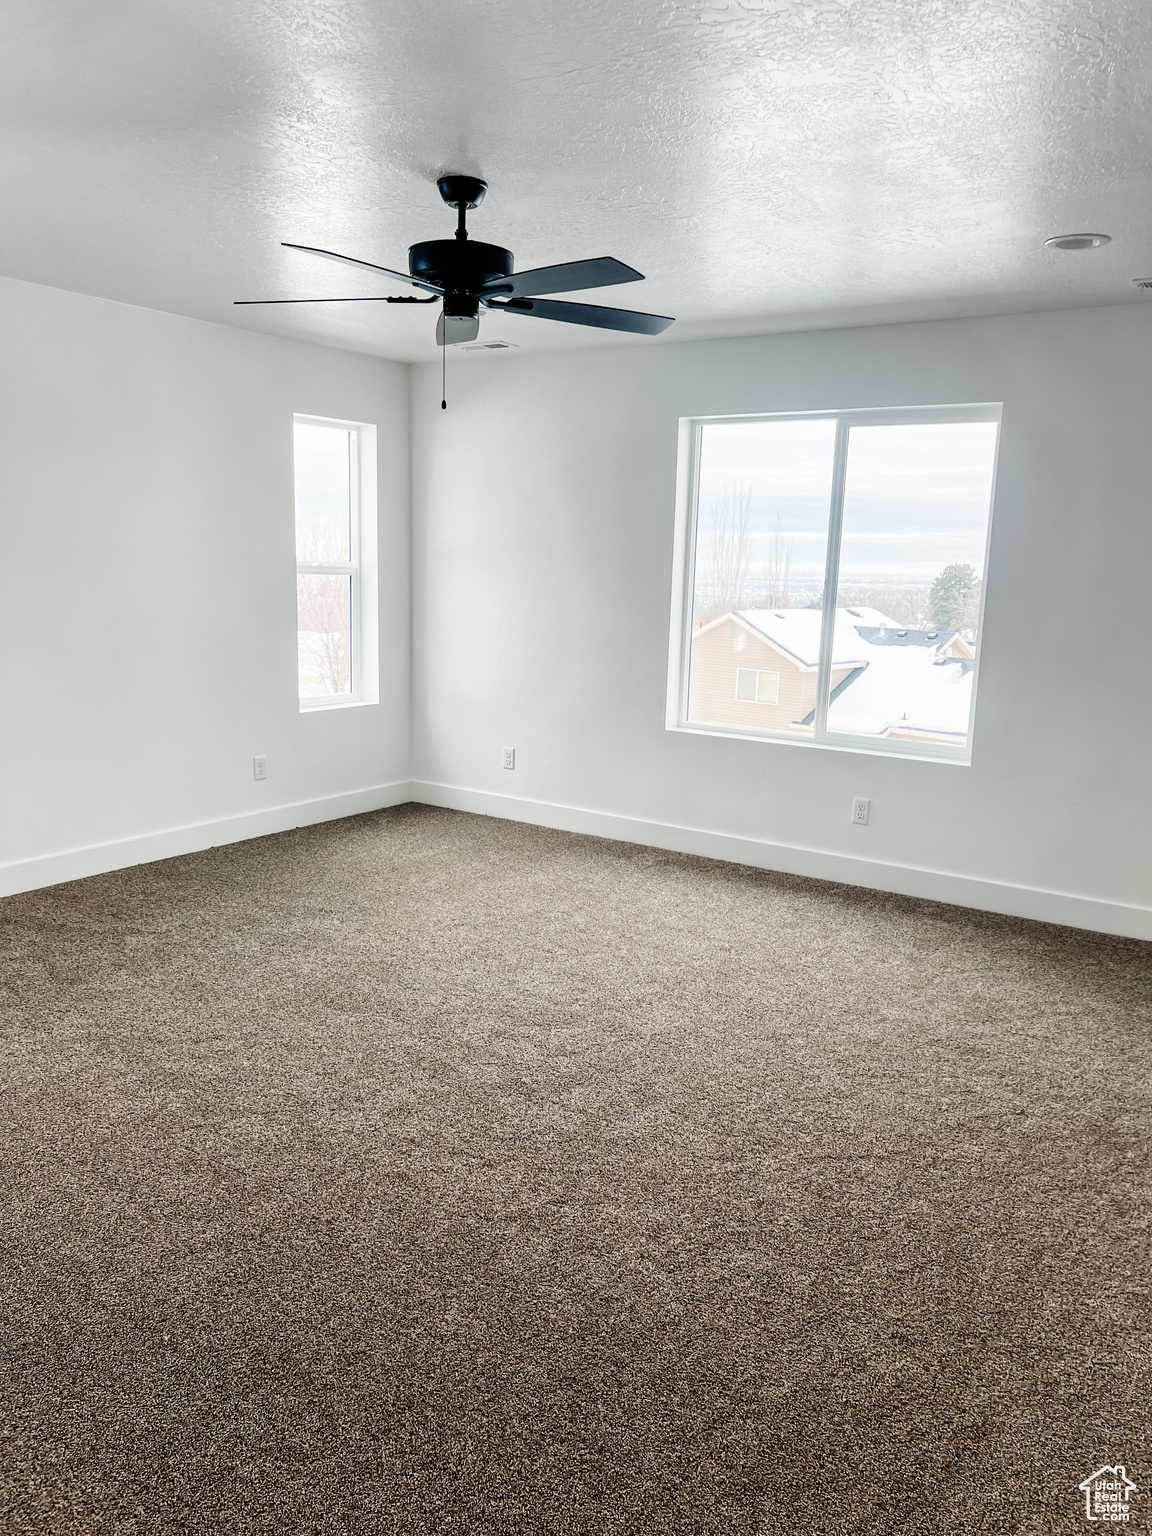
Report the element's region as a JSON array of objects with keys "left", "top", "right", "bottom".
[
  {"left": 408, "top": 240, "right": 513, "bottom": 310},
  {"left": 409, "top": 240, "right": 512, "bottom": 287}
]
